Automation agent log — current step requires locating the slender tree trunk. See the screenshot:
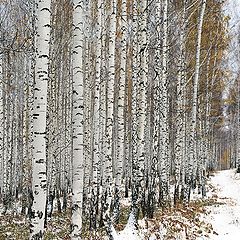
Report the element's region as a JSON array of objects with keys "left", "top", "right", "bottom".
[
  {"left": 71, "top": 0, "right": 85, "bottom": 238},
  {"left": 0, "top": 56, "right": 3, "bottom": 194},
  {"left": 186, "top": 0, "right": 206, "bottom": 202},
  {"left": 131, "top": 0, "right": 140, "bottom": 223},
  {"left": 237, "top": 75, "right": 240, "bottom": 172},
  {"left": 174, "top": 6, "right": 187, "bottom": 204},
  {"left": 159, "top": 0, "right": 170, "bottom": 207},
  {"left": 91, "top": 0, "right": 102, "bottom": 230},
  {"left": 113, "top": 0, "right": 127, "bottom": 223},
  {"left": 22, "top": 59, "right": 32, "bottom": 215},
  {"left": 137, "top": 0, "right": 148, "bottom": 216},
  {"left": 30, "top": 0, "right": 51, "bottom": 238},
  {"left": 102, "top": 1, "right": 116, "bottom": 236}
]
